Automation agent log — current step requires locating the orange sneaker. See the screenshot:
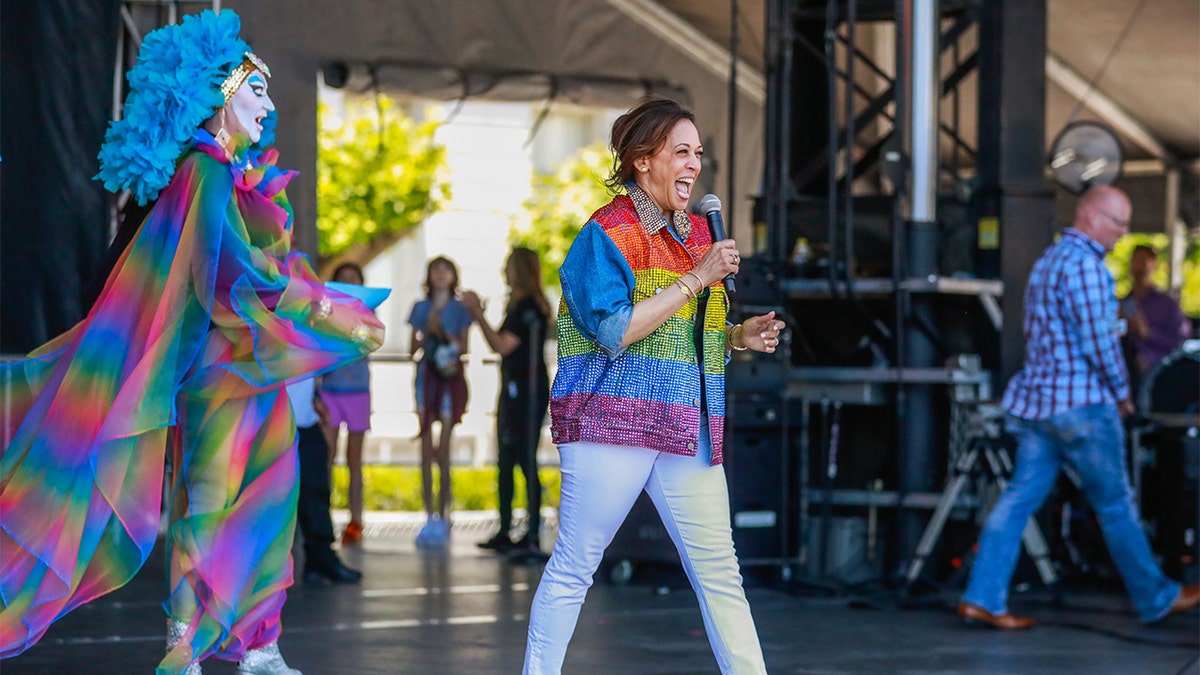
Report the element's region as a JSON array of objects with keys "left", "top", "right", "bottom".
[{"left": 341, "top": 521, "right": 363, "bottom": 545}]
